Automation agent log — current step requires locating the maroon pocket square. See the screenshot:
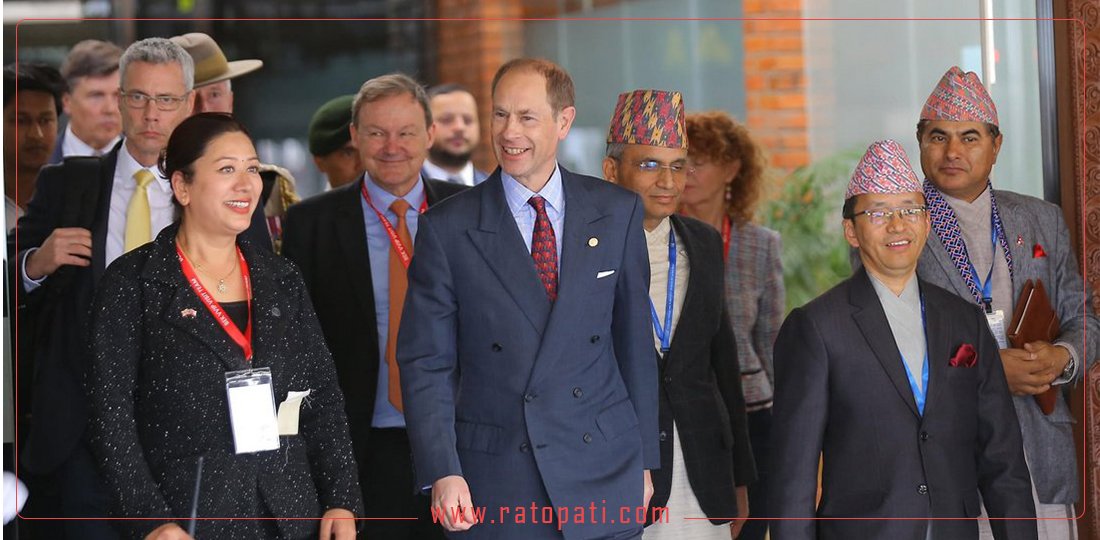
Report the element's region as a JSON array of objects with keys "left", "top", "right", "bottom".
[{"left": 949, "top": 343, "right": 977, "bottom": 368}]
